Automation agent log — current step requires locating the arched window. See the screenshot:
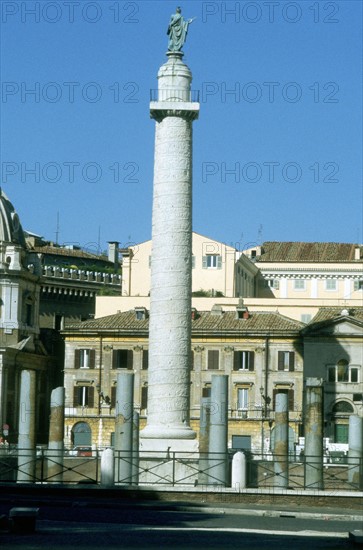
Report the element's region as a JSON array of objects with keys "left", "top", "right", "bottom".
[{"left": 71, "top": 421, "right": 91, "bottom": 446}]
